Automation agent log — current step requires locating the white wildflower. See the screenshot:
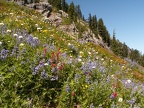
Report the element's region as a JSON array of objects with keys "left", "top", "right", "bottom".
[
  {"left": 101, "top": 58, "right": 104, "bottom": 61},
  {"left": 81, "top": 62, "right": 84, "bottom": 65},
  {"left": 95, "top": 57, "right": 99, "bottom": 60},
  {"left": 37, "top": 27, "right": 42, "bottom": 31},
  {"left": 77, "top": 58, "right": 82, "bottom": 62},
  {"left": 6, "top": 29, "right": 11, "bottom": 33},
  {"left": 13, "top": 34, "right": 18, "bottom": 37},
  {"left": 0, "top": 41, "right": 2, "bottom": 45},
  {"left": 111, "top": 74, "right": 114, "bottom": 78},
  {"left": 88, "top": 52, "right": 91, "bottom": 55},
  {"left": 19, "top": 43, "right": 24, "bottom": 47},
  {"left": 118, "top": 98, "right": 123, "bottom": 102},
  {"left": 18, "top": 36, "right": 23, "bottom": 39},
  {"left": 110, "top": 59, "right": 113, "bottom": 62},
  {"left": 79, "top": 51, "right": 83, "bottom": 54},
  {"left": 0, "top": 22, "right": 4, "bottom": 26},
  {"left": 44, "top": 63, "right": 48, "bottom": 66},
  {"left": 35, "top": 24, "right": 38, "bottom": 27},
  {"left": 96, "top": 52, "right": 98, "bottom": 54},
  {"left": 9, "top": 13, "right": 13, "bottom": 15},
  {"left": 68, "top": 43, "right": 71, "bottom": 46},
  {"left": 122, "top": 66, "right": 125, "bottom": 69},
  {"left": 33, "top": 37, "right": 38, "bottom": 40},
  {"left": 92, "top": 66, "right": 96, "bottom": 69},
  {"left": 127, "top": 79, "right": 131, "bottom": 83}
]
